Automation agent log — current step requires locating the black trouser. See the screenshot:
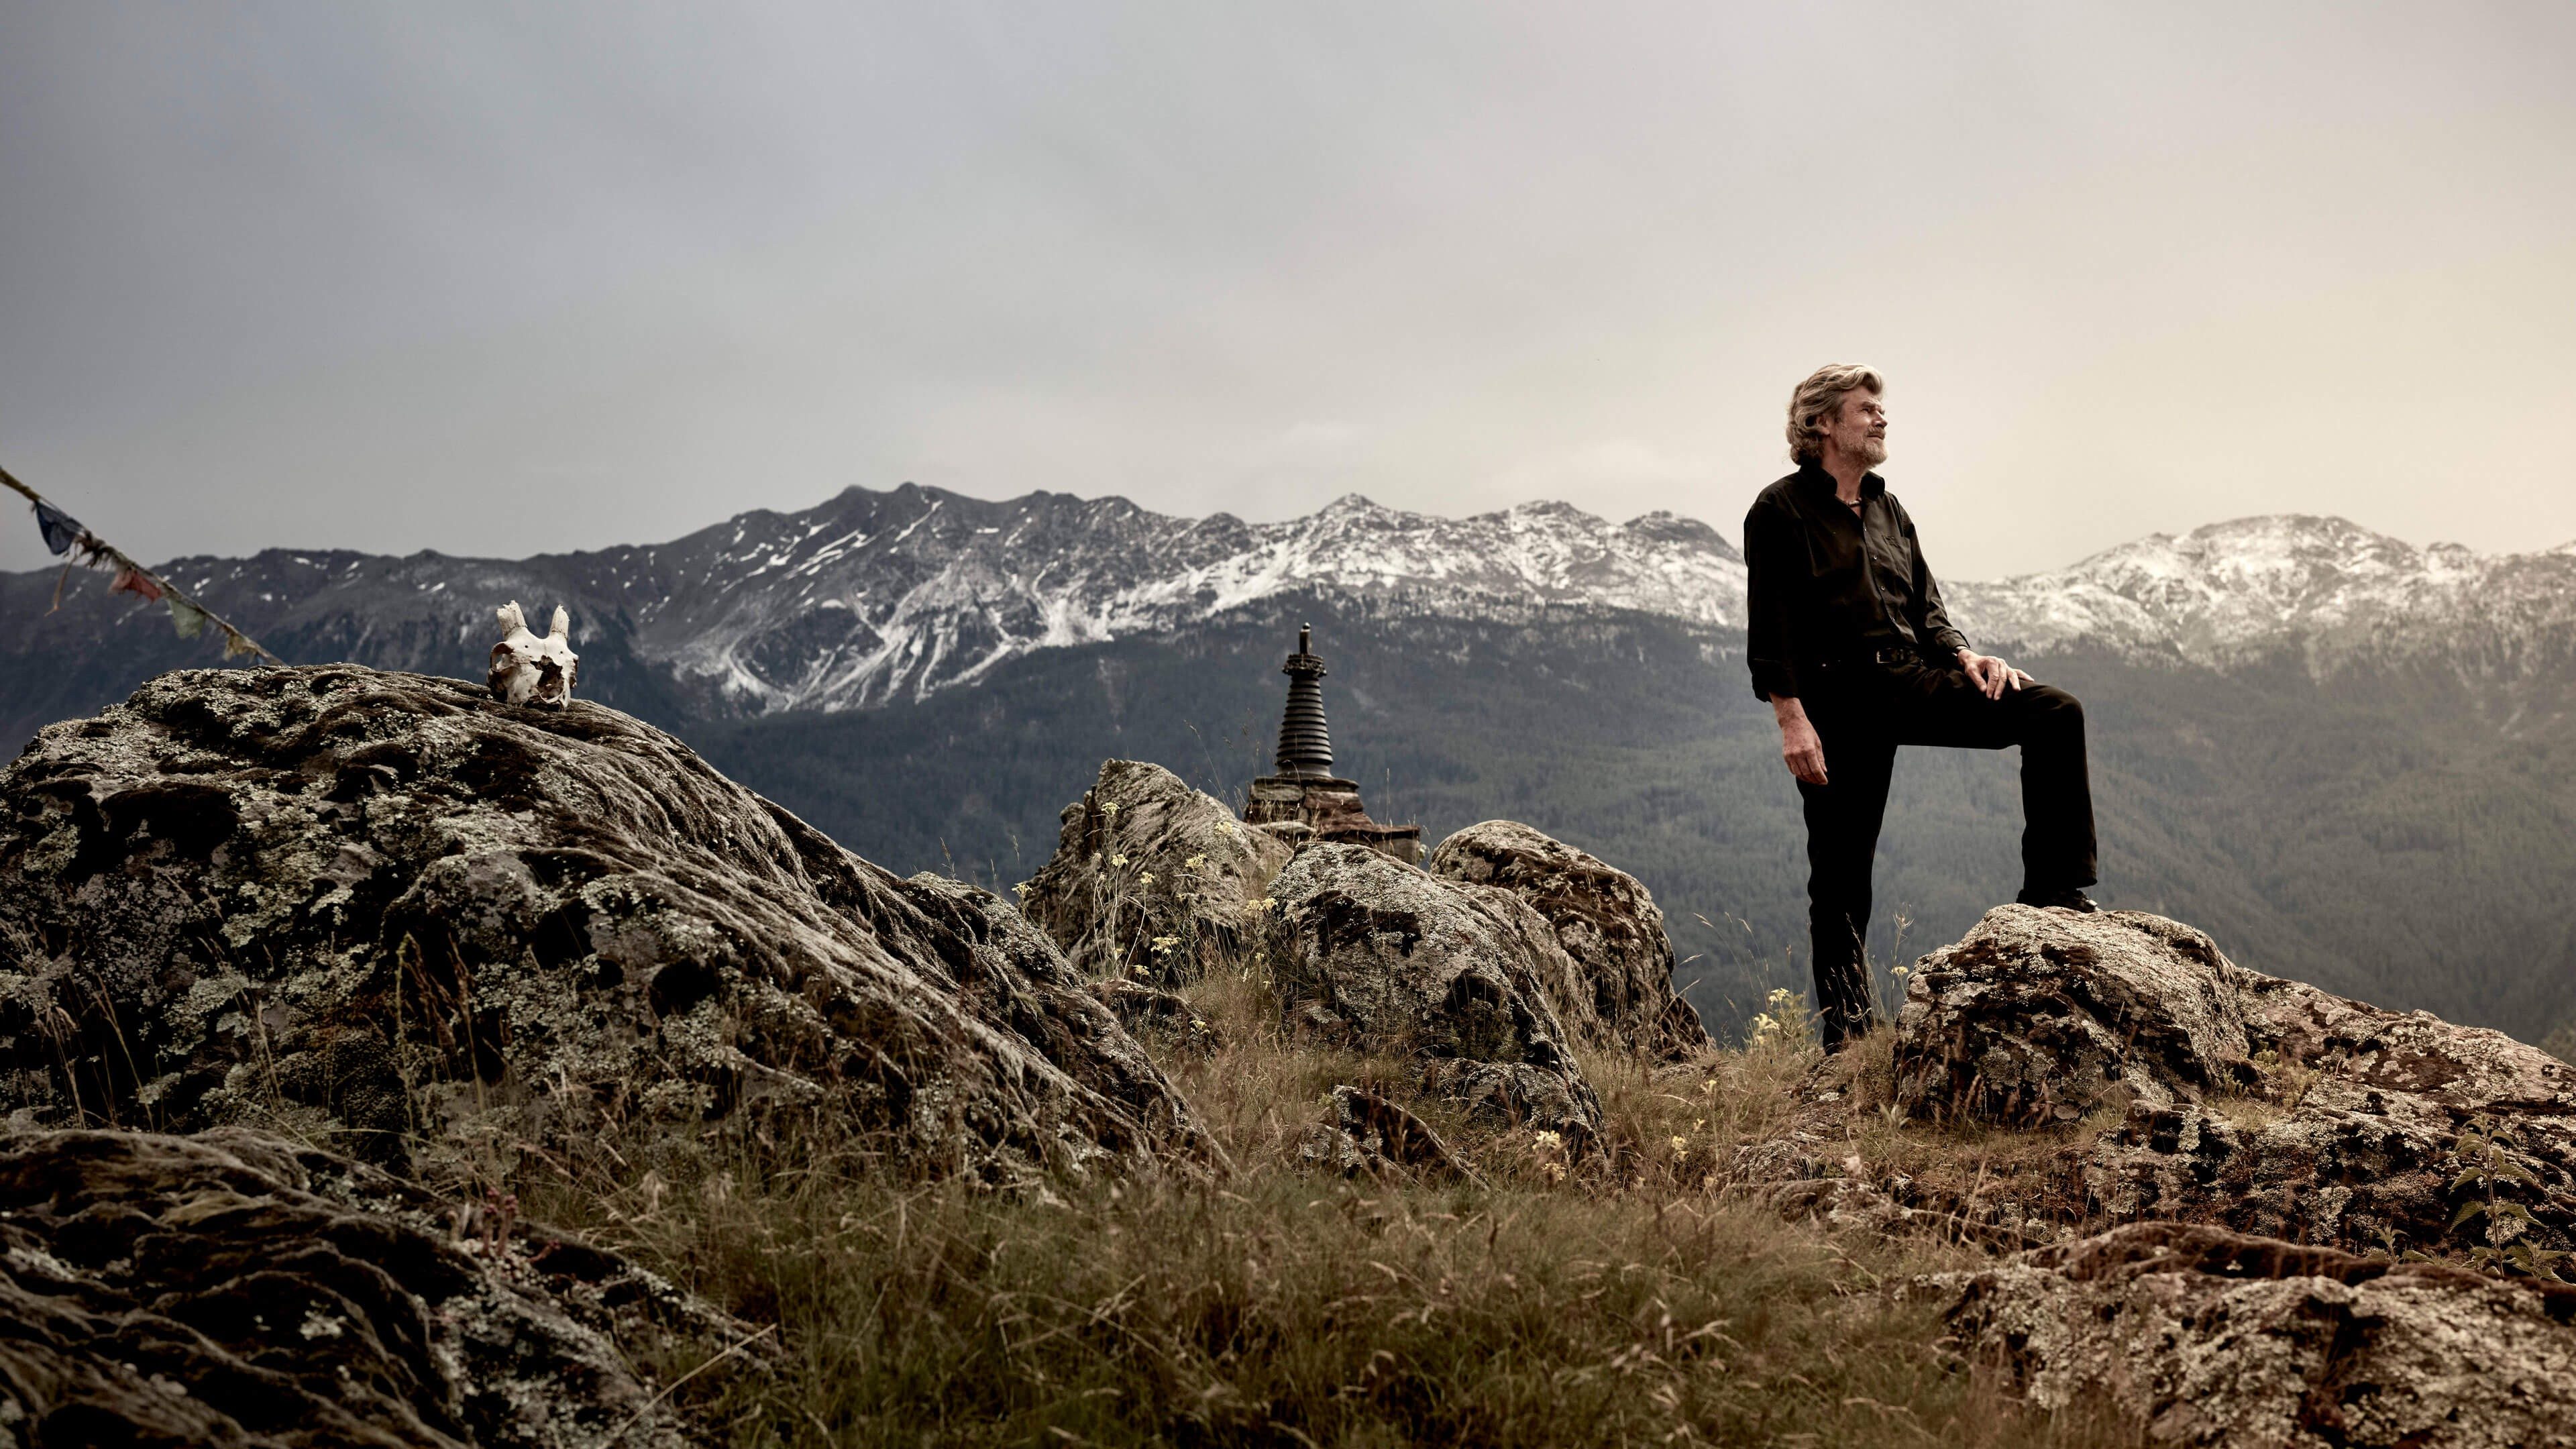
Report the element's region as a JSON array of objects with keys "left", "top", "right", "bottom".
[{"left": 1794, "top": 659, "right": 2096, "bottom": 1049}]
